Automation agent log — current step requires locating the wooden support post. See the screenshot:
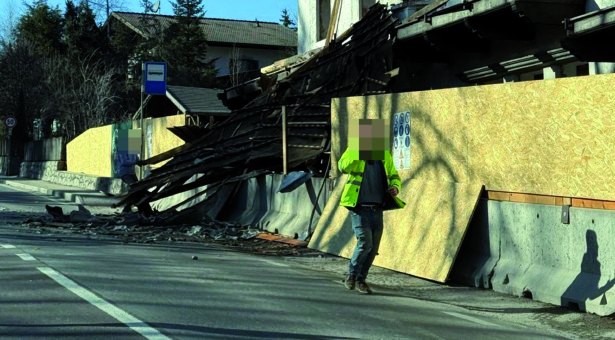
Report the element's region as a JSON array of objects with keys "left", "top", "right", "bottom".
[
  {"left": 282, "top": 105, "right": 288, "bottom": 175},
  {"left": 326, "top": 0, "right": 343, "bottom": 48}
]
